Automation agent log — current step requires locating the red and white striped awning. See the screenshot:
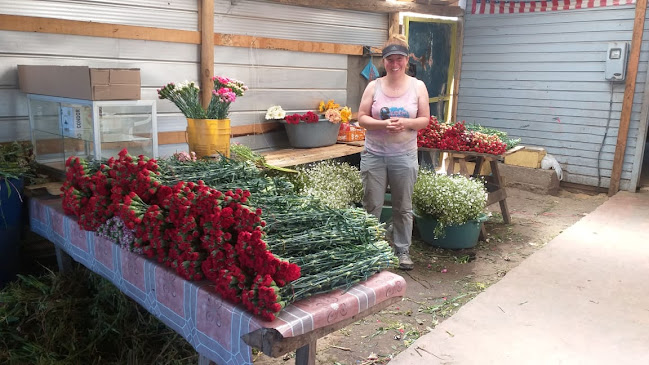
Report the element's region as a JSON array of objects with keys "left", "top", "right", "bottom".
[{"left": 471, "top": 0, "right": 636, "bottom": 14}]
